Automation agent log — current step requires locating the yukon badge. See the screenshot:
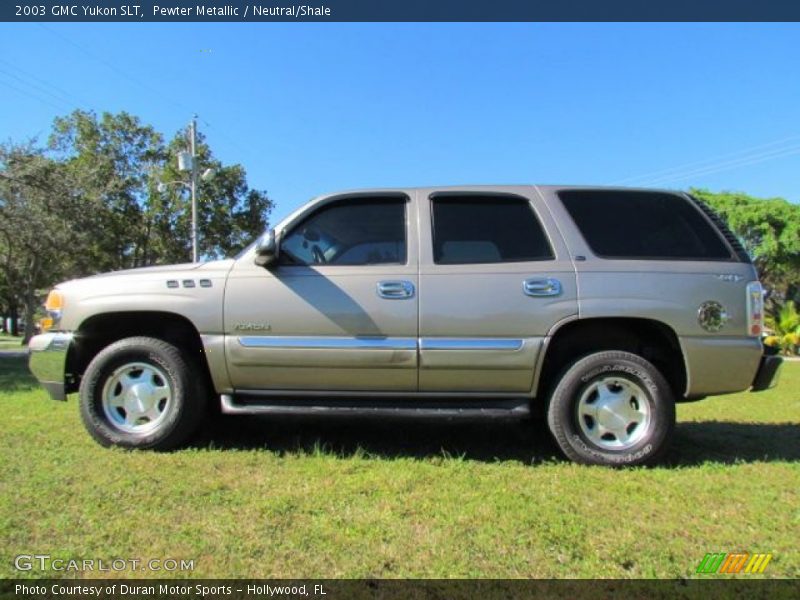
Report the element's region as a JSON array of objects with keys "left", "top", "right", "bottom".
[
  {"left": 714, "top": 273, "right": 743, "bottom": 282},
  {"left": 234, "top": 322, "right": 272, "bottom": 331}
]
